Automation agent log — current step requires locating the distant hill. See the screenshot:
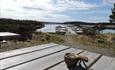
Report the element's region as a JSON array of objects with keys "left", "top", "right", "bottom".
[{"left": 43, "top": 21, "right": 115, "bottom": 25}]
